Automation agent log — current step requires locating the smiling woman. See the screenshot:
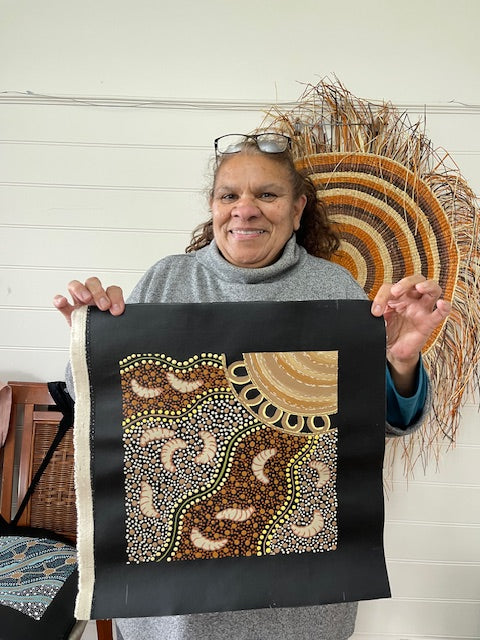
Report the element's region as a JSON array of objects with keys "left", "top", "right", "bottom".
[
  {"left": 187, "top": 133, "right": 341, "bottom": 263},
  {"left": 54, "top": 131, "right": 450, "bottom": 640},
  {"left": 210, "top": 153, "right": 306, "bottom": 268}
]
